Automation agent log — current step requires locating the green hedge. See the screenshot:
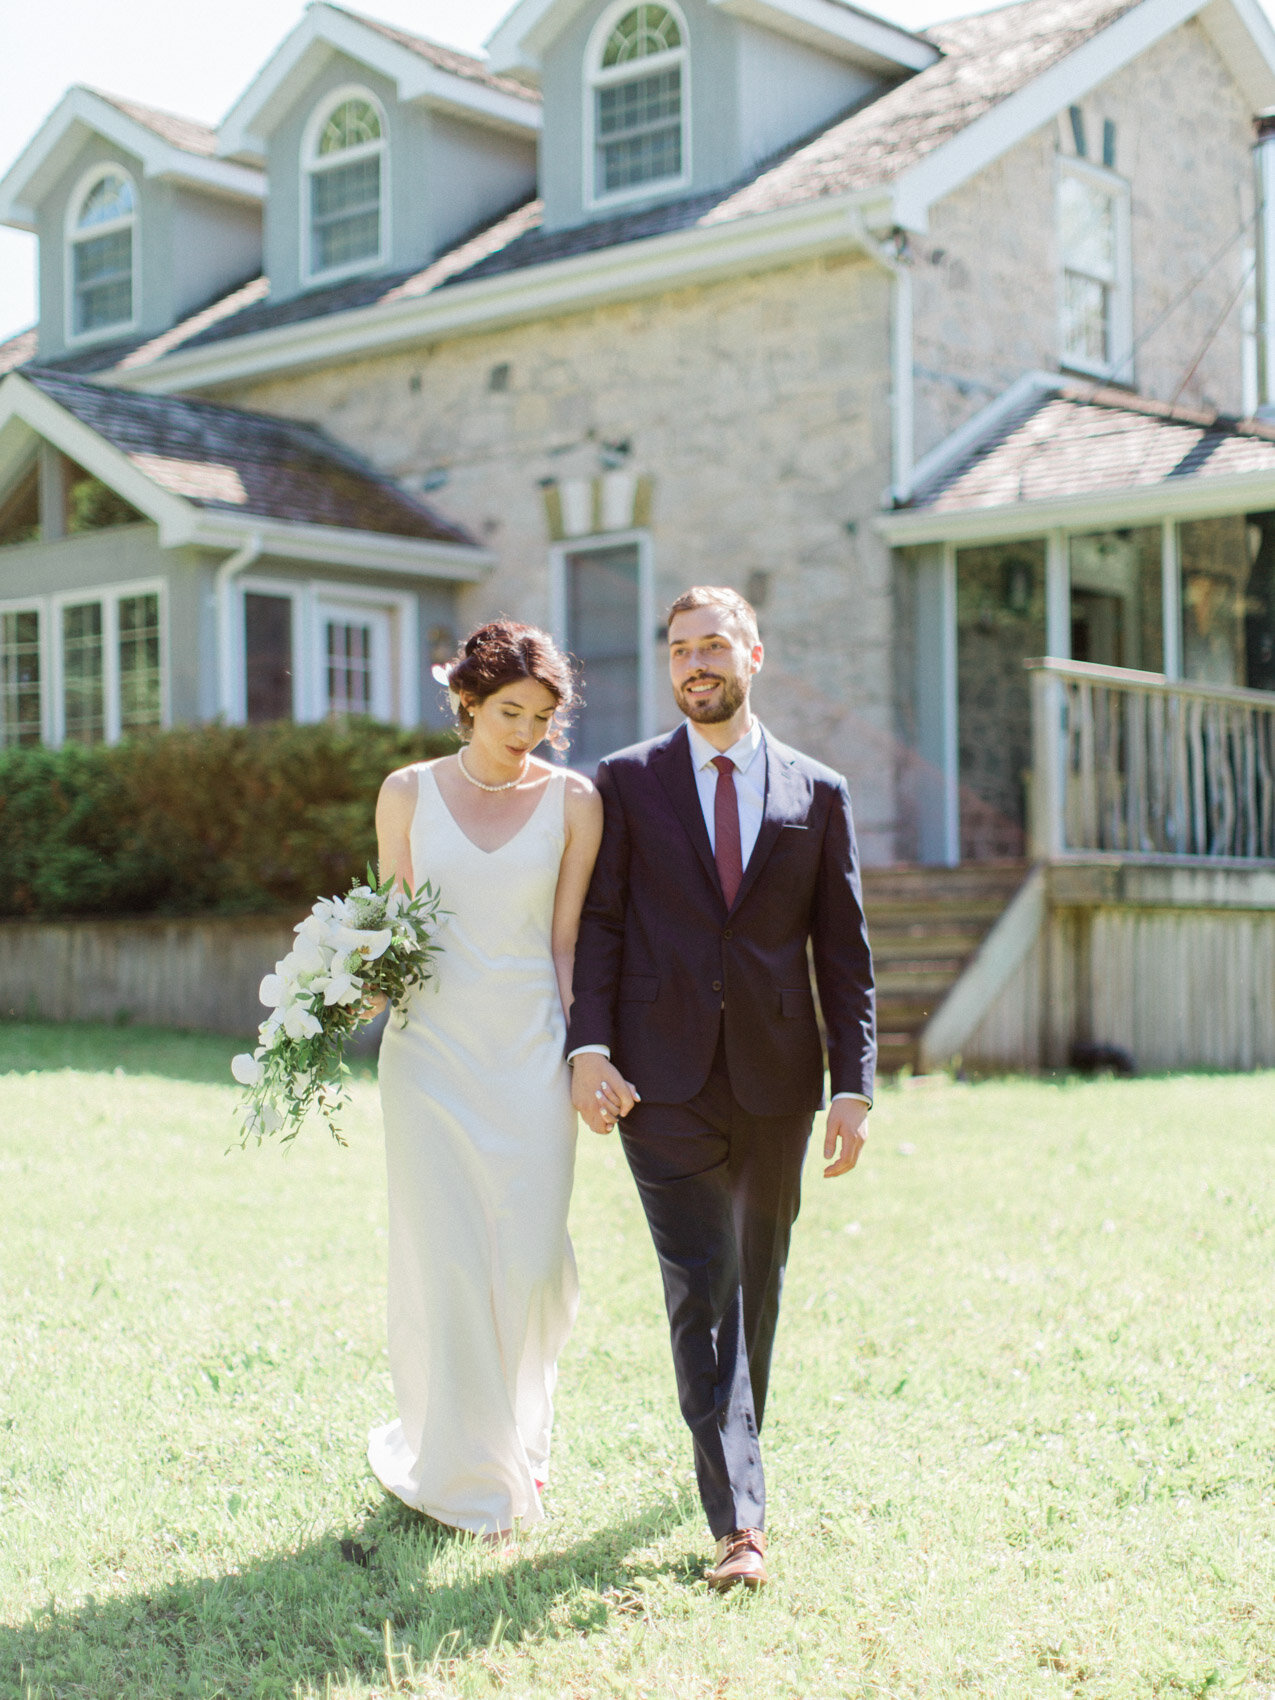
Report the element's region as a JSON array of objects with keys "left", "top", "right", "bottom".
[{"left": 0, "top": 721, "right": 456, "bottom": 920}]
